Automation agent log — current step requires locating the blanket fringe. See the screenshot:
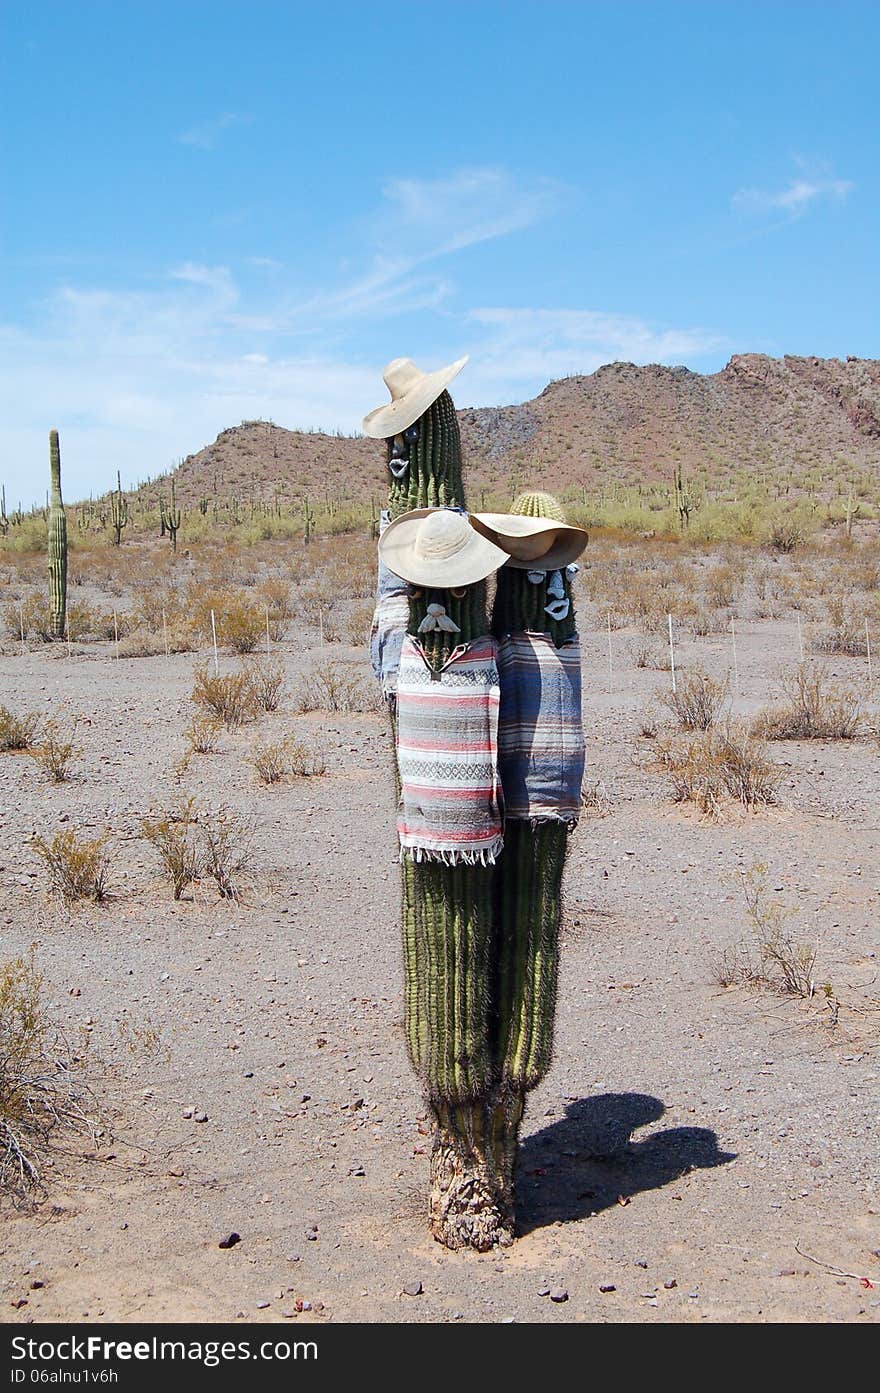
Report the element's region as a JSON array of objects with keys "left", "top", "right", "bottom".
[{"left": 400, "top": 839, "right": 504, "bottom": 867}]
